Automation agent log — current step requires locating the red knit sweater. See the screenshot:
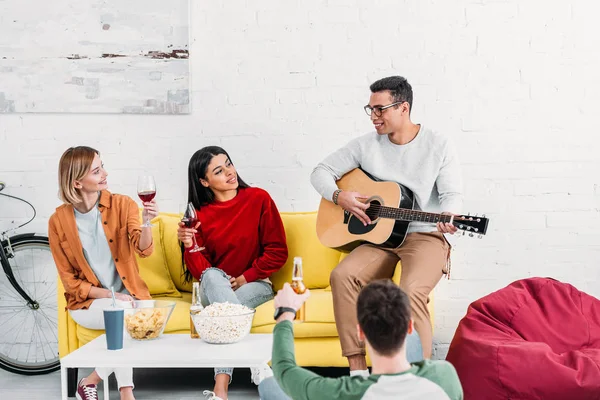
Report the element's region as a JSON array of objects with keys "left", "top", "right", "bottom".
[{"left": 184, "top": 187, "right": 288, "bottom": 283}]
